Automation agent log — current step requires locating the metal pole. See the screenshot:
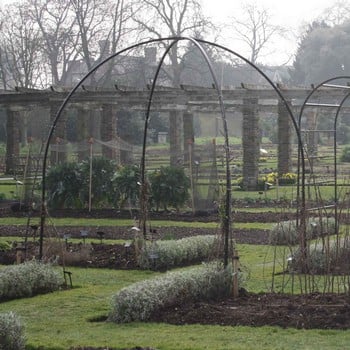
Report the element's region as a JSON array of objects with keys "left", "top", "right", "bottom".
[{"left": 88, "top": 137, "right": 93, "bottom": 212}]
